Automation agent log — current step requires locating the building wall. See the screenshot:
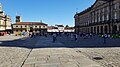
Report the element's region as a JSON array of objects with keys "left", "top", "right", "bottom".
[
  {"left": 0, "top": 3, "right": 12, "bottom": 34},
  {"left": 64, "top": 29, "right": 75, "bottom": 32},
  {"left": 47, "top": 29, "right": 59, "bottom": 32},
  {"left": 13, "top": 24, "right": 47, "bottom": 35},
  {"left": 75, "top": 0, "right": 120, "bottom": 34}
]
